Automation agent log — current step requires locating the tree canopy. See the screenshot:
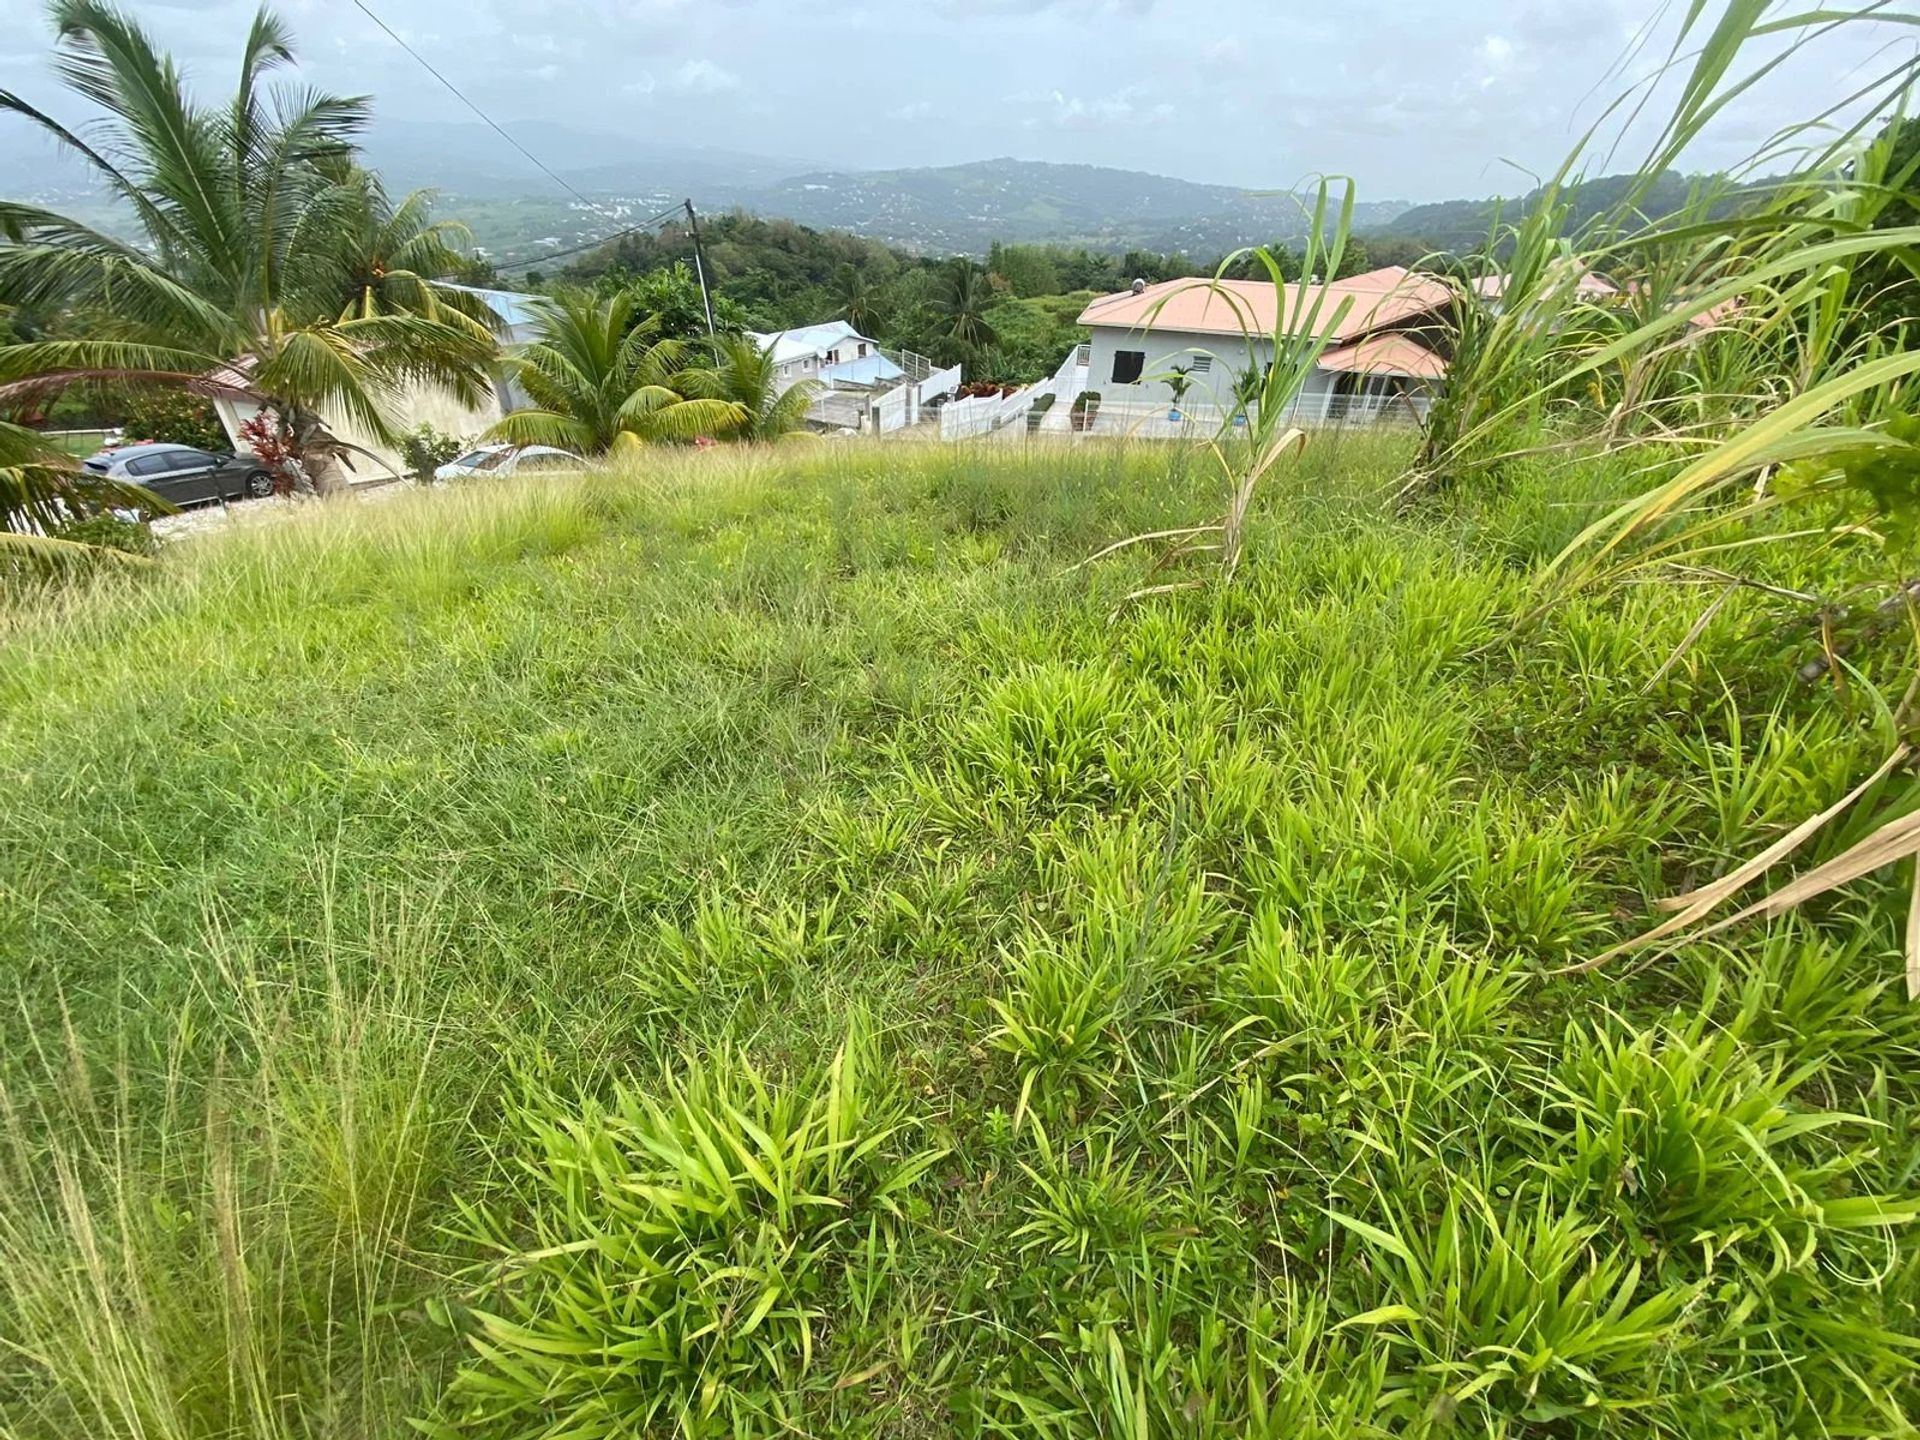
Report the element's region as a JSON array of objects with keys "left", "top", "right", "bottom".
[
  {"left": 487, "top": 290, "right": 743, "bottom": 454},
  {"left": 0, "top": 0, "right": 498, "bottom": 496}
]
